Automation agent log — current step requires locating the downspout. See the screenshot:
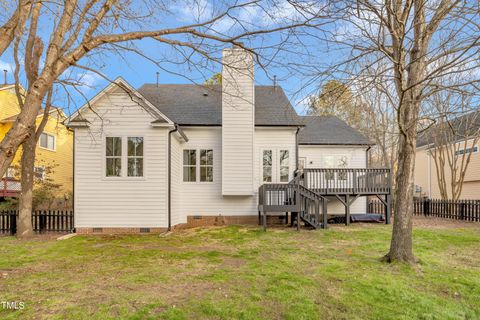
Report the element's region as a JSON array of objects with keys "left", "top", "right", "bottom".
[
  {"left": 366, "top": 145, "right": 371, "bottom": 168},
  {"left": 167, "top": 124, "right": 178, "bottom": 231},
  {"left": 72, "top": 129, "right": 75, "bottom": 232},
  {"left": 365, "top": 145, "right": 371, "bottom": 212},
  {"left": 295, "top": 127, "right": 300, "bottom": 171},
  {"left": 428, "top": 149, "right": 431, "bottom": 197}
]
